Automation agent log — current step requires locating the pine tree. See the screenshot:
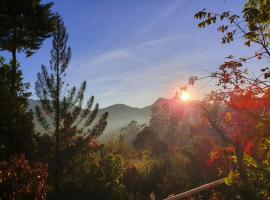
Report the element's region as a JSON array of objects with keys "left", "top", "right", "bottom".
[
  {"left": 0, "top": 57, "right": 36, "bottom": 160},
  {"left": 35, "top": 17, "right": 108, "bottom": 199},
  {"left": 0, "top": 0, "right": 56, "bottom": 95}
]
